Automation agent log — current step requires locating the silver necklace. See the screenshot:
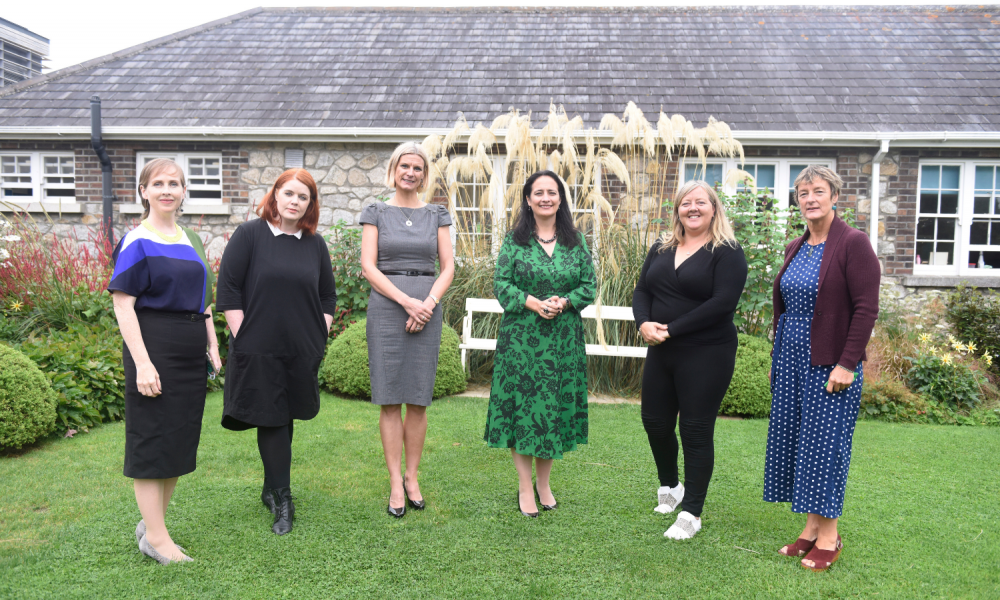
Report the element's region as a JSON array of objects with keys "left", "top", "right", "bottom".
[
  {"left": 536, "top": 232, "right": 557, "bottom": 244},
  {"left": 394, "top": 204, "right": 417, "bottom": 227}
]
